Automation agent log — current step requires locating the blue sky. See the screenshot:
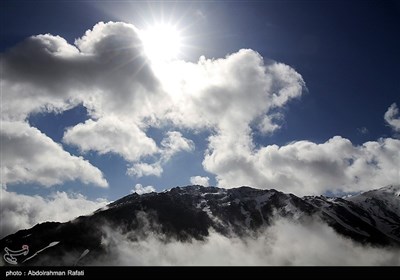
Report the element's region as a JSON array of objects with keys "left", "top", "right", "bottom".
[{"left": 1, "top": 0, "right": 400, "bottom": 211}]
